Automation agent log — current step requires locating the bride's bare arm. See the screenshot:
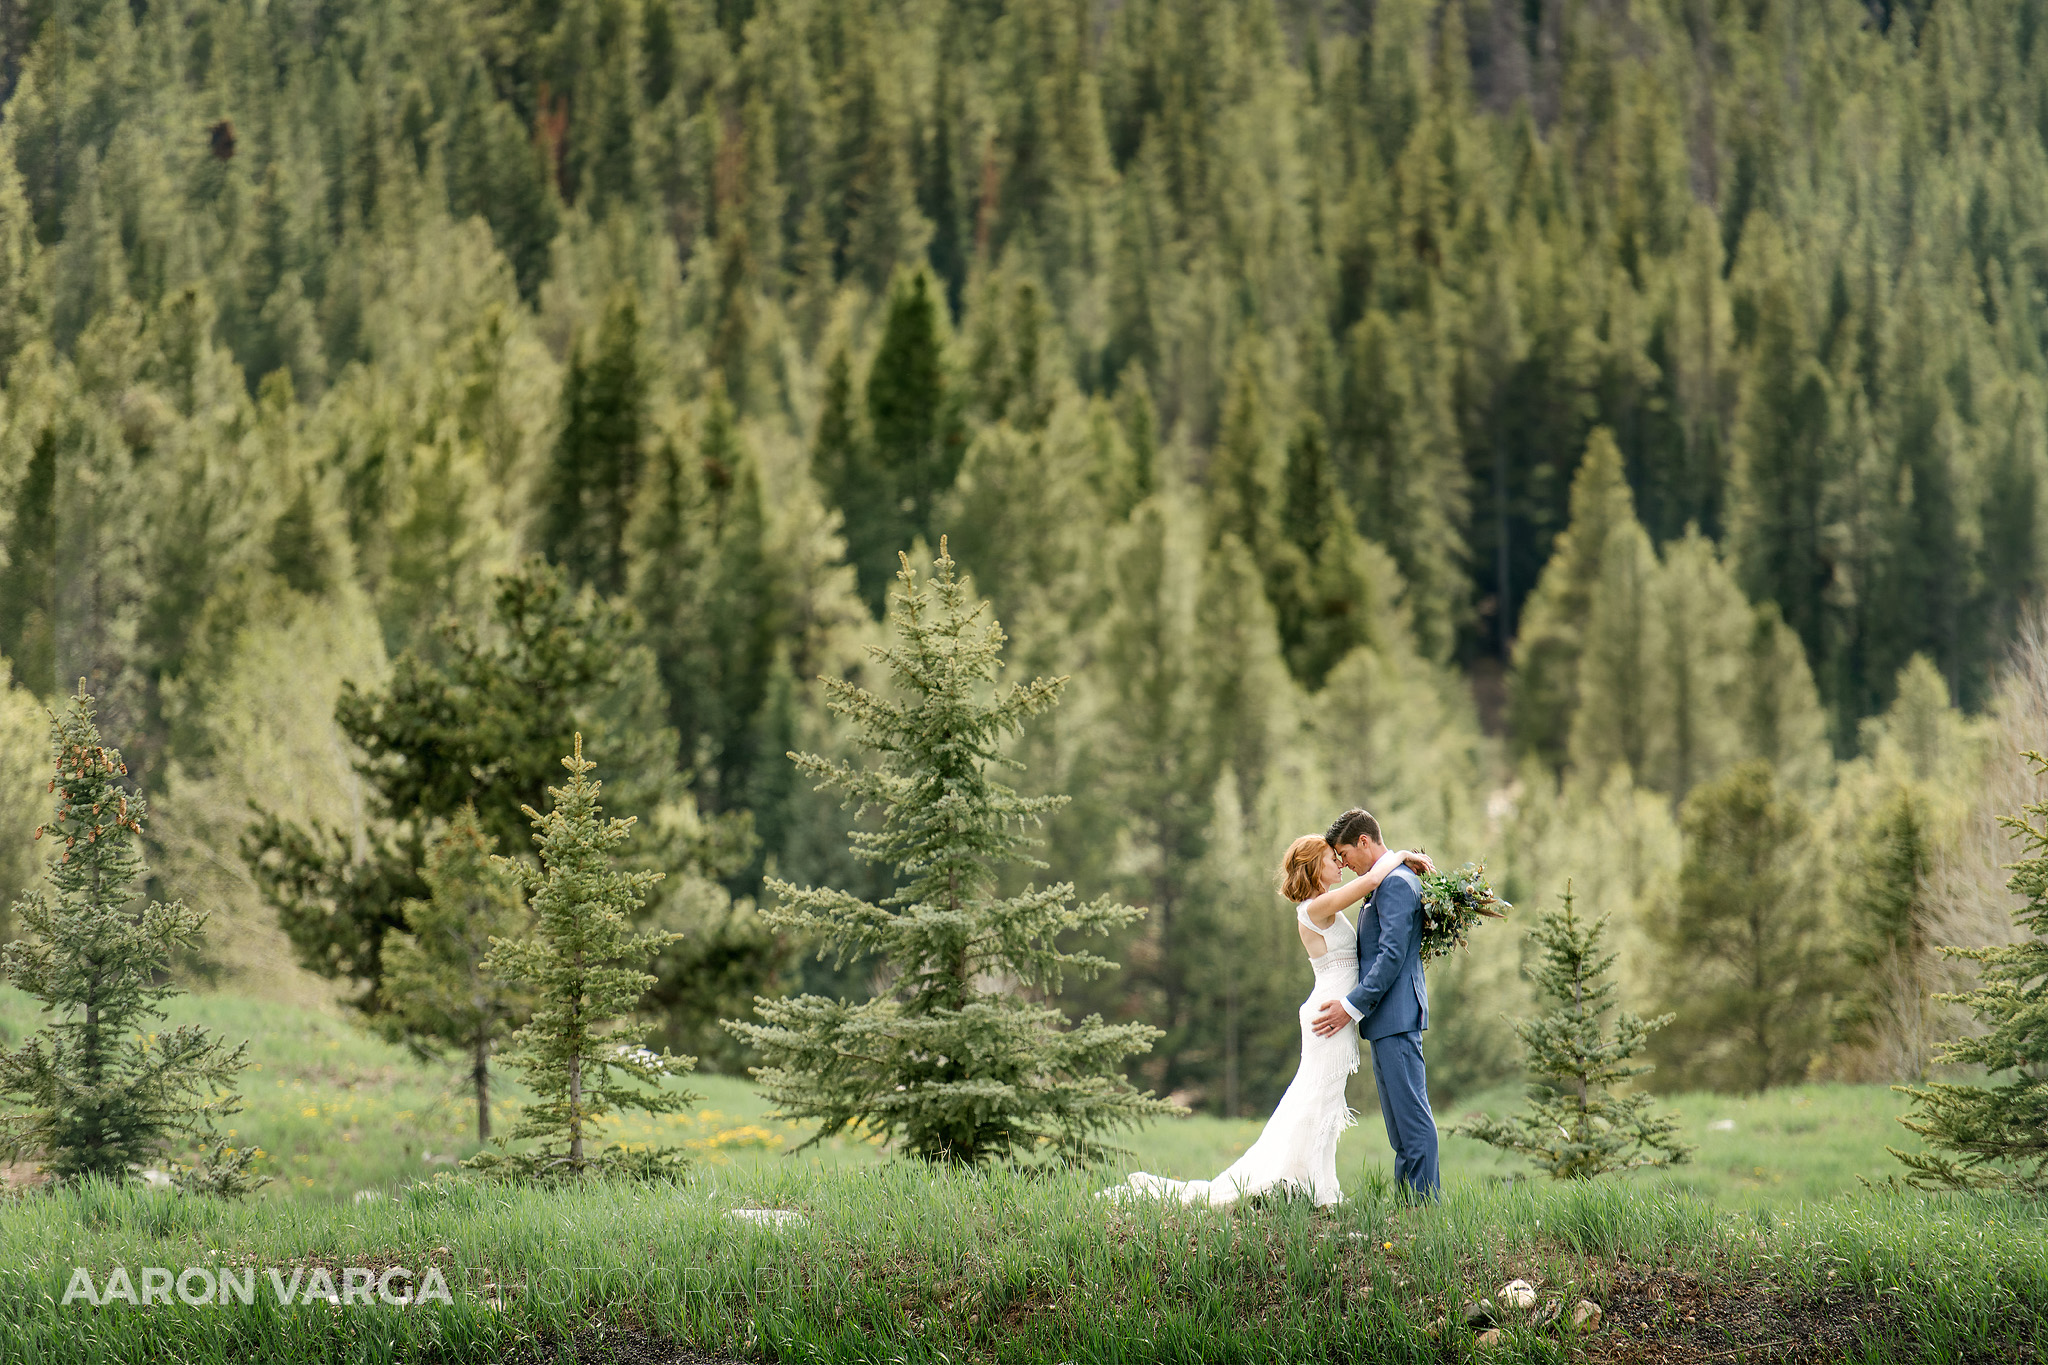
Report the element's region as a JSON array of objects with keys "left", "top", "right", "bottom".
[{"left": 1300, "top": 850, "right": 1429, "bottom": 927}]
